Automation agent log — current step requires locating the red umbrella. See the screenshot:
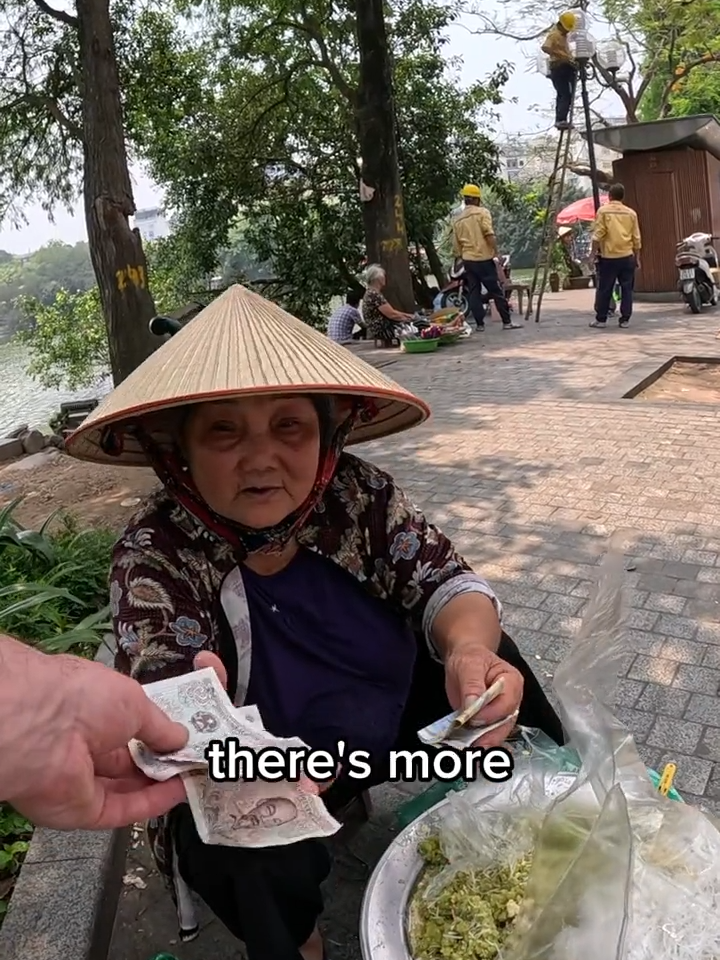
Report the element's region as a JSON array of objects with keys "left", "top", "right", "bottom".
[{"left": 556, "top": 194, "right": 609, "bottom": 225}]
